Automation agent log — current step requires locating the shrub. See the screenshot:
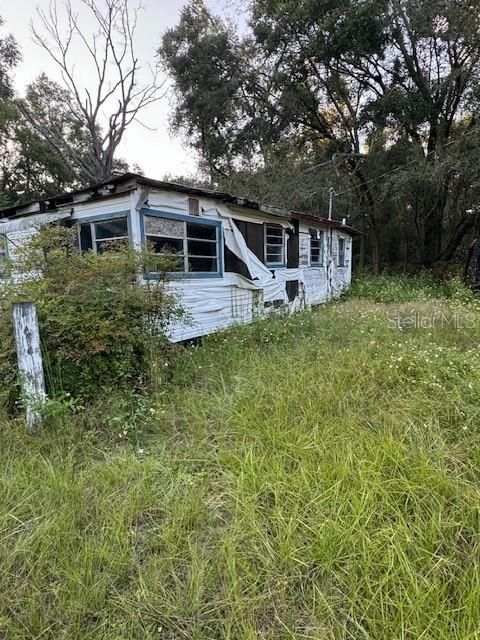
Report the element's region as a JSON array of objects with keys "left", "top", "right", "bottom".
[{"left": 0, "top": 224, "right": 184, "bottom": 404}]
